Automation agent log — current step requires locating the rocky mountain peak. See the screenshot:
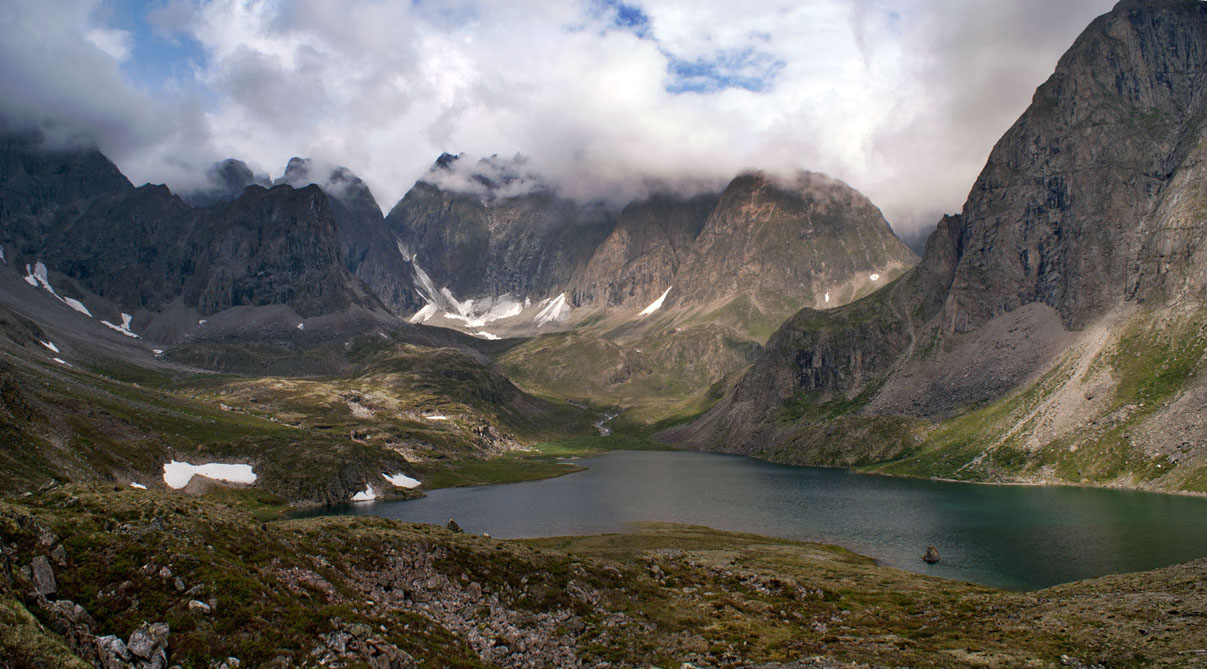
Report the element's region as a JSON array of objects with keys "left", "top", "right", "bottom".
[{"left": 182, "top": 158, "right": 271, "bottom": 208}]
